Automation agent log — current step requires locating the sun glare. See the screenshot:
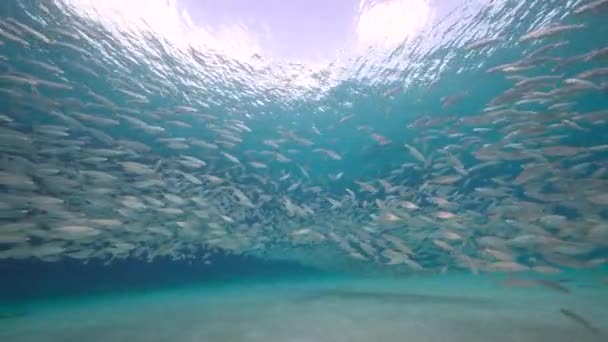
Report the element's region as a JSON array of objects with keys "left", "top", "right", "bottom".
[
  {"left": 65, "top": 0, "right": 262, "bottom": 60},
  {"left": 356, "top": 0, "right": 431, "bottom": 49}
]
